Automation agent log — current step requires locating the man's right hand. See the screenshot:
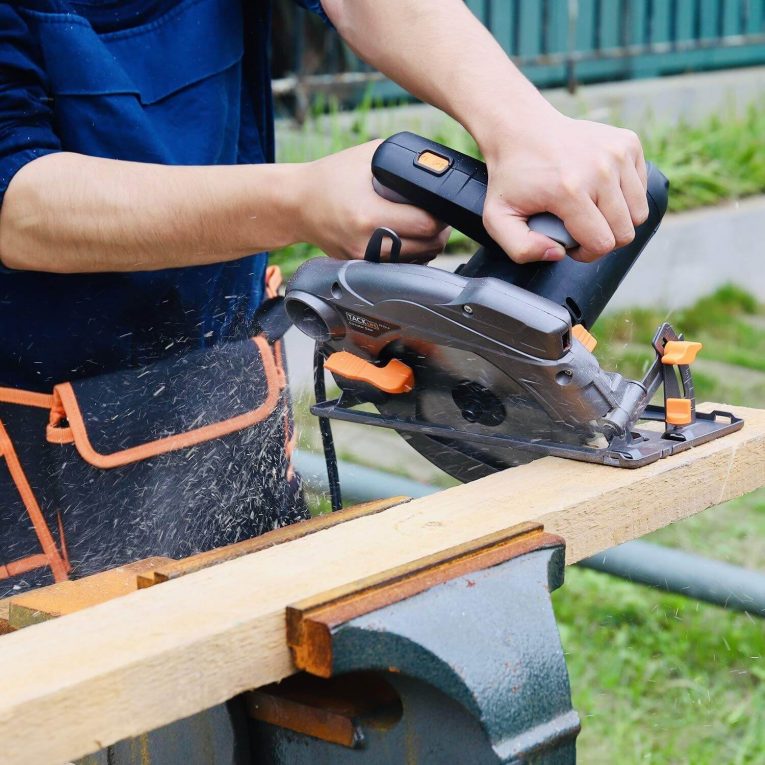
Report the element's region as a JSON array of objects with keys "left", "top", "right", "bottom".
[{"left": 297, "top": 140, "right": 450, "bottom": 262}]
